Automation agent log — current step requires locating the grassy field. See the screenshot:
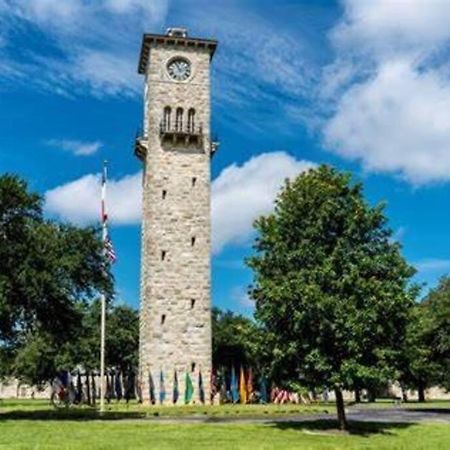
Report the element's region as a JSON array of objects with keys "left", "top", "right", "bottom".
[
  {"left": 0, "top": 399, "right": 331, "bottom": 419},
  {"left": 1, "top": 400, "right": 450, "bottom": 449},
  {"left": 352, "top": 399, "right": 450, "bottom": 409}
]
